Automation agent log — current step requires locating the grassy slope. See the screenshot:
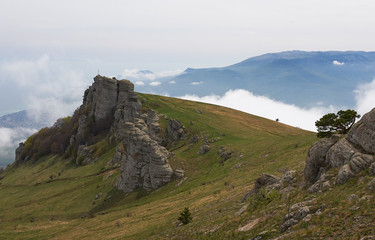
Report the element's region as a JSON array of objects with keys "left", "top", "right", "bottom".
[{"left": 0, "top": 94, "right": 320, "bottom": 239}]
